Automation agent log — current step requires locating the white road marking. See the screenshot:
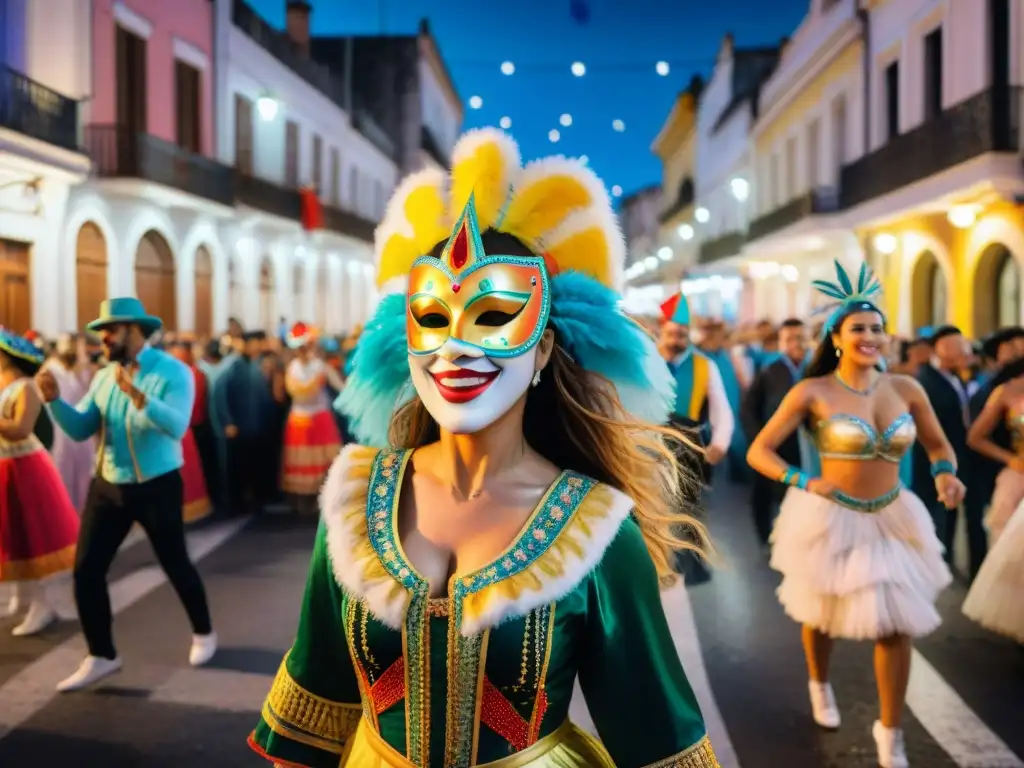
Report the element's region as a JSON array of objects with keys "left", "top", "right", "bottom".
[
  {"left": 908, "top": 649, "right": 1024, "bottom": 768},
  {"left": 569, "top": 583, "right": 742, "bottom": 767},
  {"left": 0, "top": 518, "right": 249, "bottom": 741},
  {"left": 149, "top": 667, "right": 273, "bottom": 713}
]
